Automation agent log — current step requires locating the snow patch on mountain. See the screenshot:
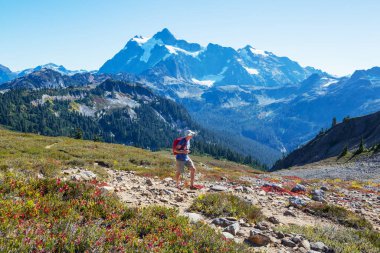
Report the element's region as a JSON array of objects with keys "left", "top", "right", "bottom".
[
  {"left": 256, "top": 95, "right": 286, "bottom": 106},
  {"left": 321, "top": 78, "right": 339, "bottom": 88},
  {"left": 140, "top": 38, "right": 162, "bottom": 62},
  {"left": 165, "top": 45, "right": 203, "bottom": 57},
  {"left": 249, "top": 47, "right": 268, "bottom": 57},
  {"left": 243, "top": 66, "right": 259, "bottom": 75},
  {"left": 131, "top": 36, "right": 150, "bottom": 45},
  {"left": 191, "top": 78, "right": 215, "bottom": 87}
]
